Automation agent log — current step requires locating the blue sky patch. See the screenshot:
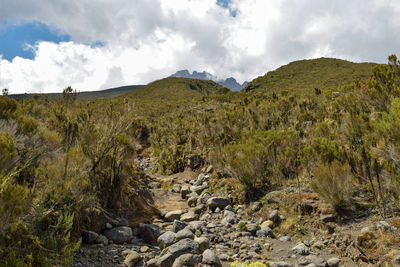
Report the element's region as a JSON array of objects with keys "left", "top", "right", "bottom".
[
  {"left": 0, "top": 21, "right": 71, "bottom": 61},
  {"left": 216, "top": 0, "right": 237, "bottom": 17}
]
